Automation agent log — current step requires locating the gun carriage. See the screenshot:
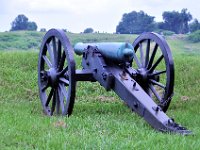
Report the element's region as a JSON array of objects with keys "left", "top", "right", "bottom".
[{"left": 38, "top": 29, "right": 191, "bottom": 135}]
